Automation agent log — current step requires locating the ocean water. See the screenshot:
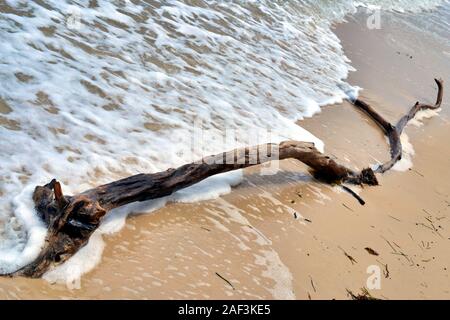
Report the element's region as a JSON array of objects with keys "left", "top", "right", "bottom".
[{"left": 0, "top": 0, "right": 447, "bottom": 278}]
